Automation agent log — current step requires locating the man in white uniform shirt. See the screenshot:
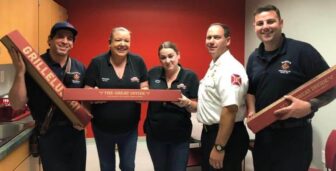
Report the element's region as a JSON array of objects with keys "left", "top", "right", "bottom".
[{"left": 197, "top": 23, "right": 249, "bottom": 171}]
